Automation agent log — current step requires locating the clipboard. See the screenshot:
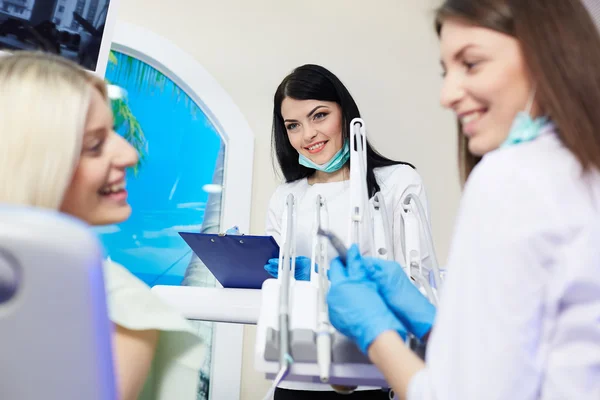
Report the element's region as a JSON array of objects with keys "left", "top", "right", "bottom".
[{"left": 179, "top": 232, "right": 279, "bottom": 289}]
